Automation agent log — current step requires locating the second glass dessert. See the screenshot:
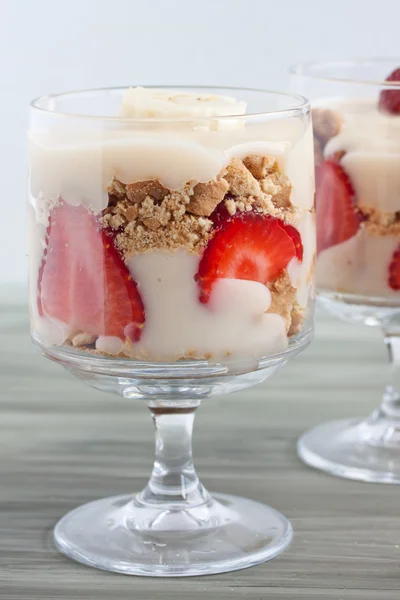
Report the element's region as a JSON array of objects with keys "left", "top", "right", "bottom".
[
  {"left": 291, "top": 59, "right": 400, "bottom": 483},
  {"left": 29, "top": 86, "right": 315, "bottom": 575}
]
